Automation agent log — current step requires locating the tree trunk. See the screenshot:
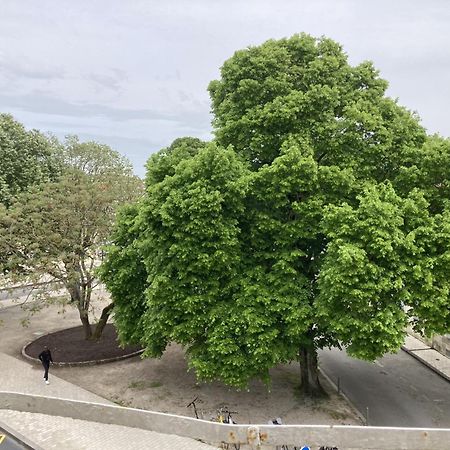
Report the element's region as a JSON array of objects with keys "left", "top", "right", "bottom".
[
  {"left": 69, "top": 282, "right": 92, "bottom": 340},
  {"left": 299, "top": 345, "right": 325, "bottom": 396},
  {"left": 78, "top": 307, "right": 92, "bottom": 340},
  {"left": 91, "top": 302, "right": 115, "bottom": 341}
]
